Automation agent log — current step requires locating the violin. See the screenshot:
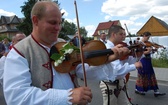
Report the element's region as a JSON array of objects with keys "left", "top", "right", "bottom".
[
  {"left": 118, "top": 42, "right": 130, "bottom": 60},
  {"left": 144, "top": 41, "right": 166, "bottom": 49},
  {"left": 50, "top": 40, "right": 110, "bottom": 73},
  {"left": 119, "top": 41, "right": 145, "bottom": 60},
  {"left": 50, "top": 40, "right": 145, "bottom": 73}
]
